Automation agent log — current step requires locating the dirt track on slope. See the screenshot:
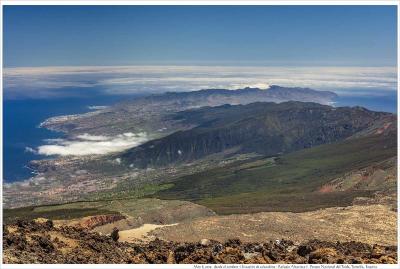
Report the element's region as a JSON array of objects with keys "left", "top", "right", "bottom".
[{"left": 118, "top": 223, "right": 178, "bottom": 242}]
